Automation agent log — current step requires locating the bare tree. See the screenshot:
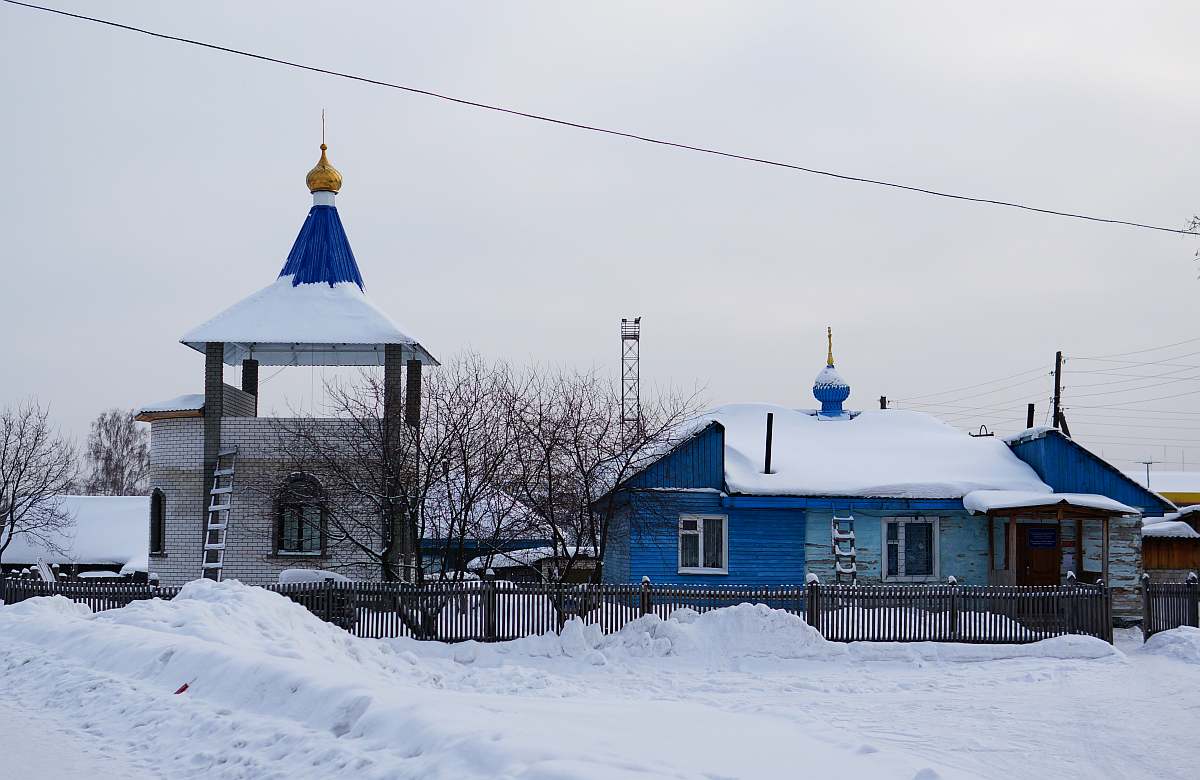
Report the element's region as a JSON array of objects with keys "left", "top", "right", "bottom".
[
  {"left": 504, "top": 366, "right": 704, "bottom": 583},
  {"left": 268, "top": 353, "right": 534, "bottom": 583},
  {"left": 82, "top": 408, "right": 150, "bottom": 496},
  {"left": 0, "top": 402, "right": 77, "bottom": 567}
]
